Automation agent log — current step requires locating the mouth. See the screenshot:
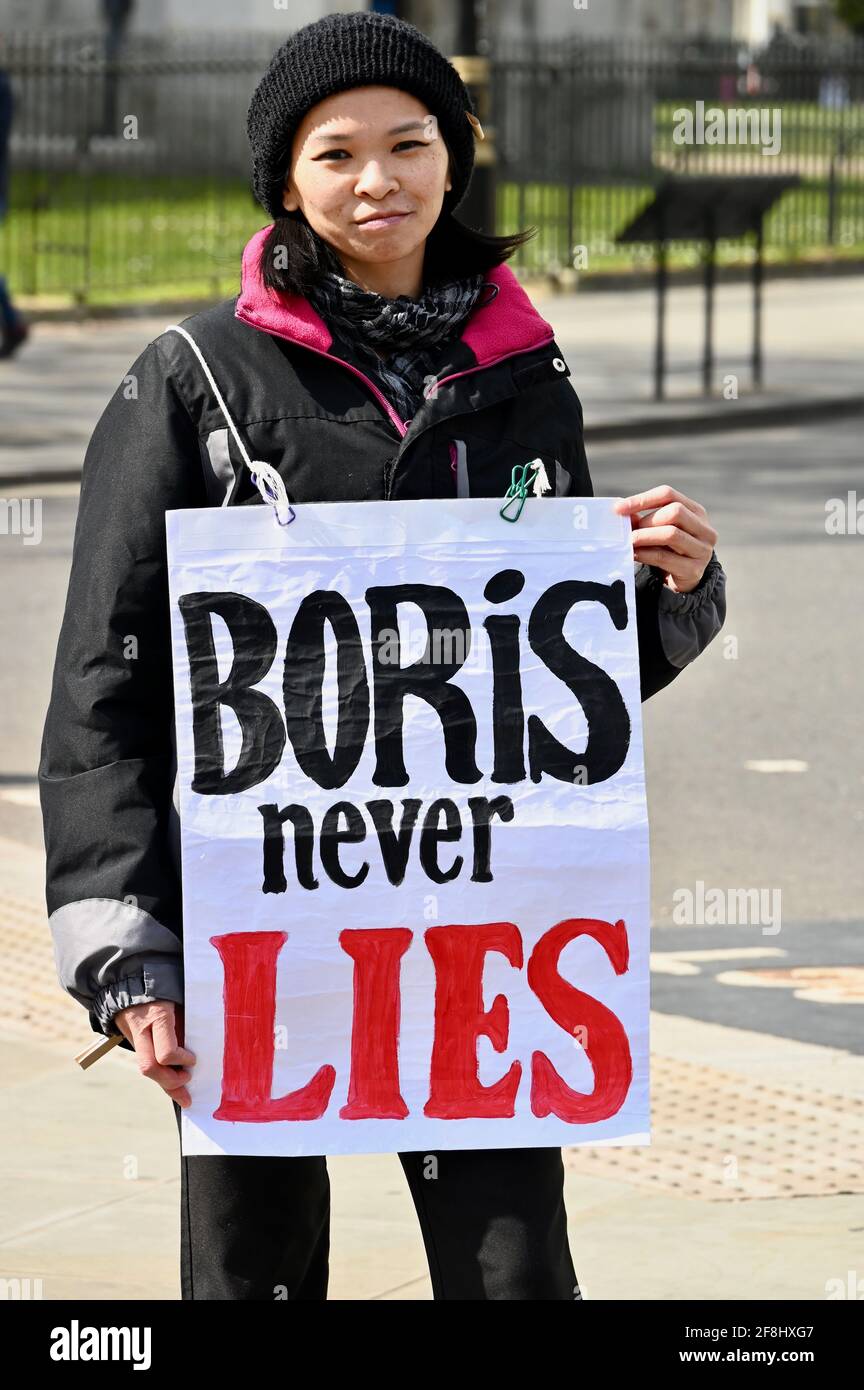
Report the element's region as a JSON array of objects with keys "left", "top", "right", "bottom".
[{"left": 354, "top": 211, "right": 413, "bottom": 230}]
